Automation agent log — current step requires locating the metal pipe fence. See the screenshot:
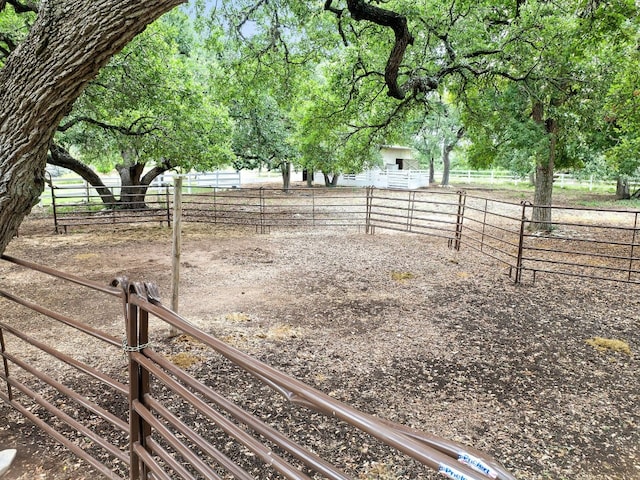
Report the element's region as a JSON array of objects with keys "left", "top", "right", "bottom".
[
  {"left": 48, "top": 185, "right": 640, "bottom": 285},
  {"left": 0, "top": 255, "right": 515, "bottom": 480},
  {"left": 0, "top": 255, "right": 129, "bottom": 479},
  {"left": 50, "top": 181, "right": 171, "bottom": 234},
  {"left": 517, "top": 204, "right": 640, "bottom": 284}
]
